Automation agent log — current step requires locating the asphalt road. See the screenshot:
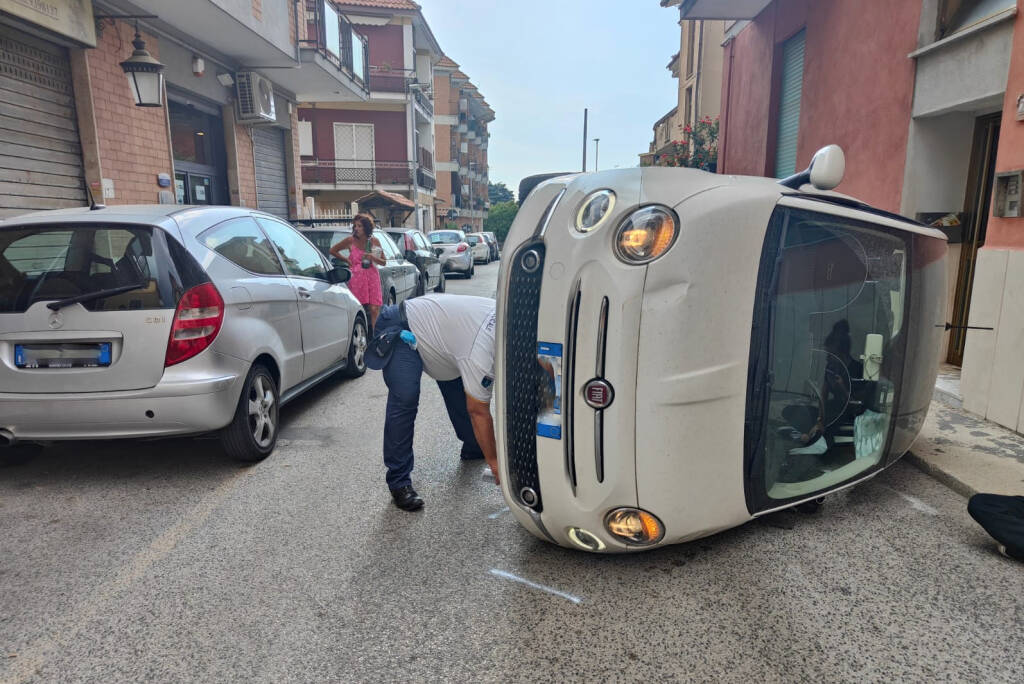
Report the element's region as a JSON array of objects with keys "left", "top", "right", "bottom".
[{"left": 2, "top": 260, "right": 1022, "bottom": 683}]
